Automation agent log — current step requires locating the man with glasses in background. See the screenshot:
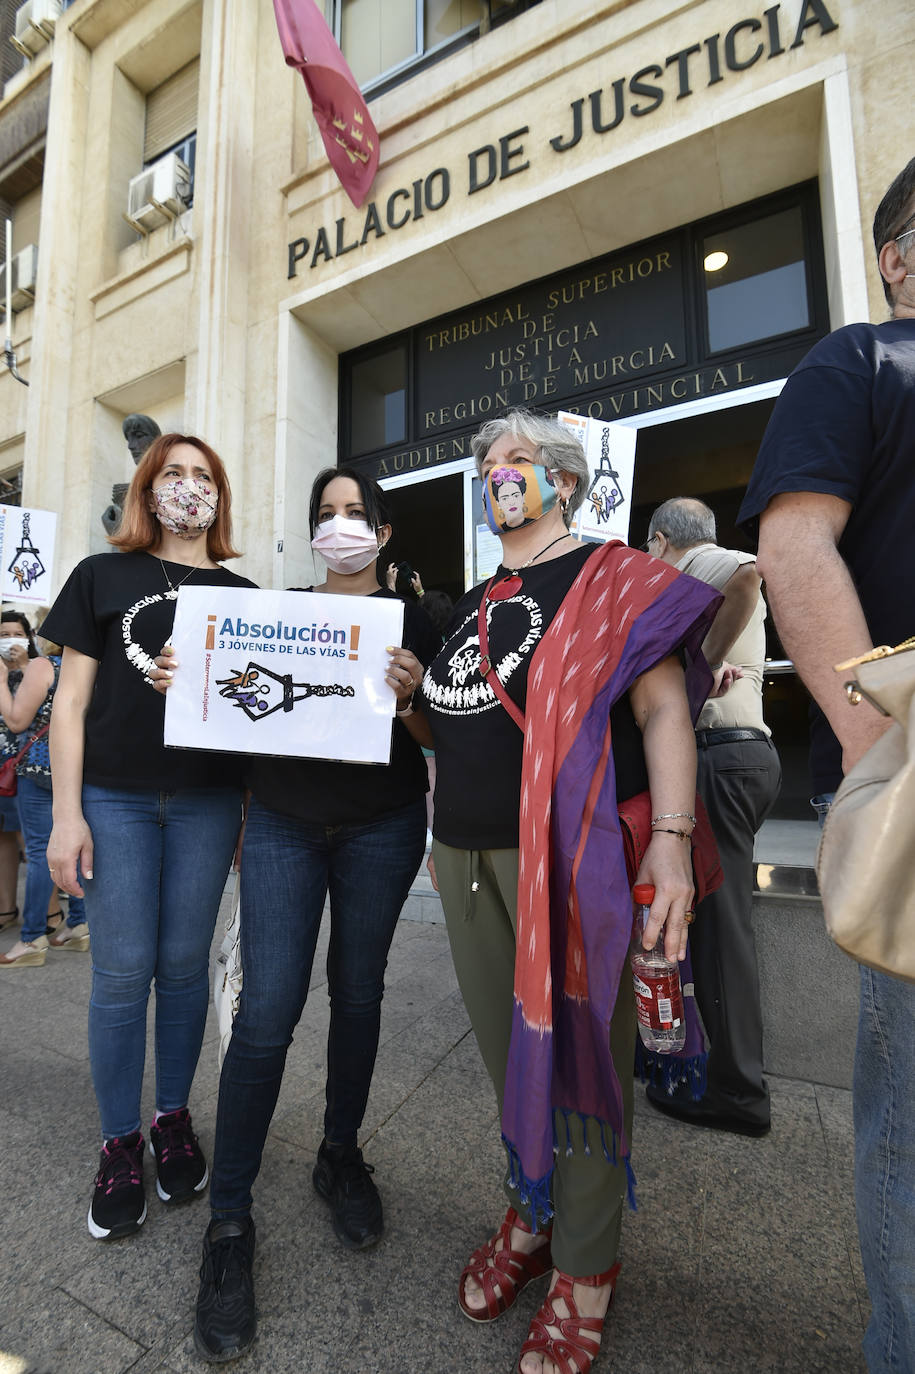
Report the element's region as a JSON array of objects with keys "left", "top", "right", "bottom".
[
  {"left": 739, "top": 159, "right": 915, "bottom": 1374},
  {"left": 645, "top": 498, "right": 780, "bottom": 1138}
]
